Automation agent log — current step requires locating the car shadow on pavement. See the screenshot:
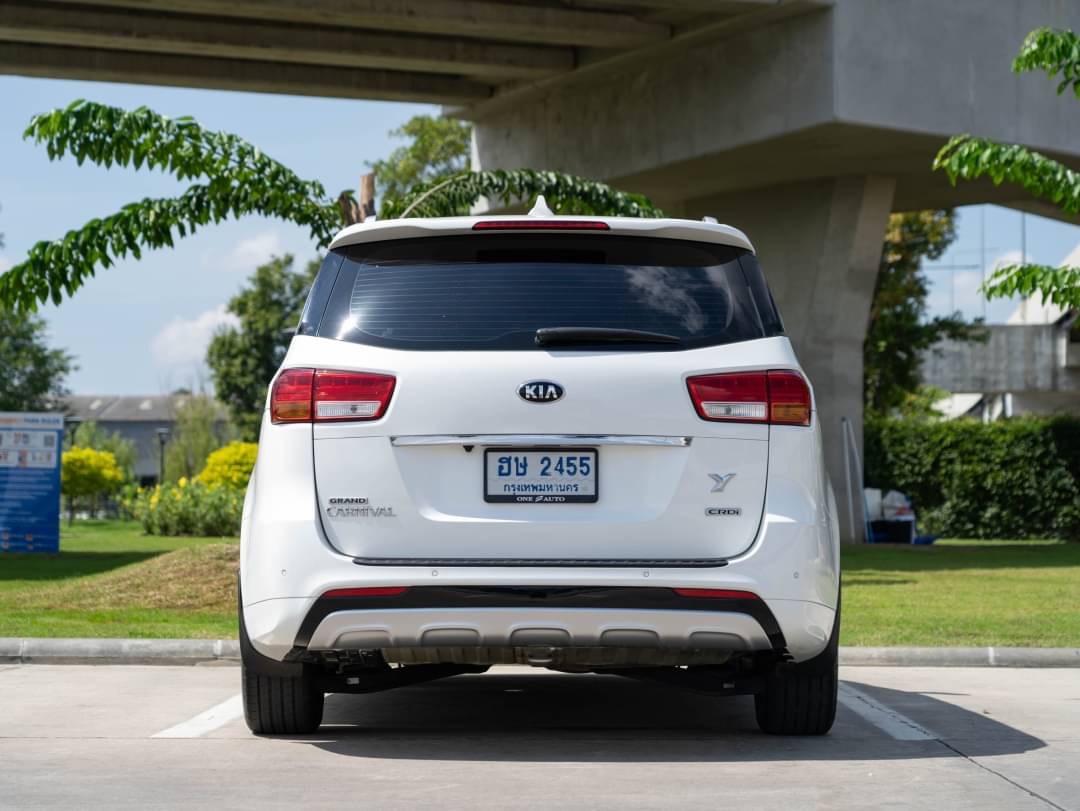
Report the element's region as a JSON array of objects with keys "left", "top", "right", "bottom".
[{"left": 297, "top": 672, "right": 1045, "bottom": 762}]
